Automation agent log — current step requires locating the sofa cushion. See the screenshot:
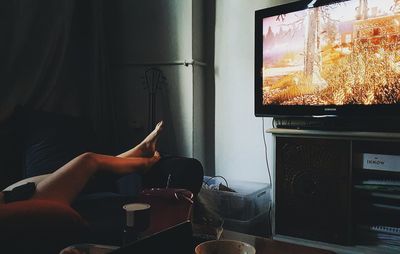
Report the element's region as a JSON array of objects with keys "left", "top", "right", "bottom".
[
  {"left": 13, "top": 107, "right": 96, "bottom": 177},
  {"left": 13, "top": 107, "right": 118, "bottom": 194}
]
